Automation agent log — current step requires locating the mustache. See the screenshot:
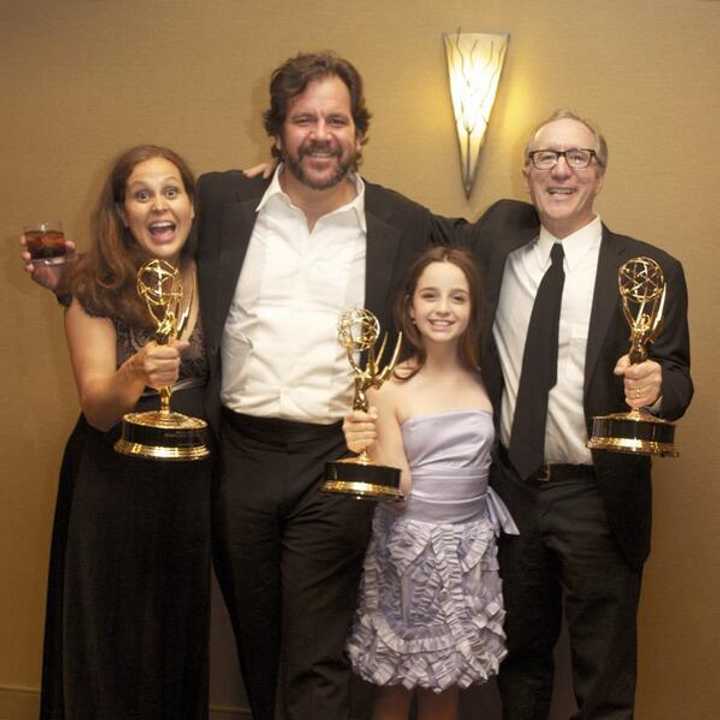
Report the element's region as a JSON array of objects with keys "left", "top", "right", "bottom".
[{"left": 298, "top": 140, "right": 342, "bottom": 159}]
